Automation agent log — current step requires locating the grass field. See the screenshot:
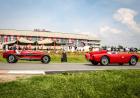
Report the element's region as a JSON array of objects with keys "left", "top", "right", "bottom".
[
  {"left": 50, "top": 53, "right": 87, "bottom": 63},
  {"left": 0, "top": 70, "right": 140, "bottom": 98}
]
